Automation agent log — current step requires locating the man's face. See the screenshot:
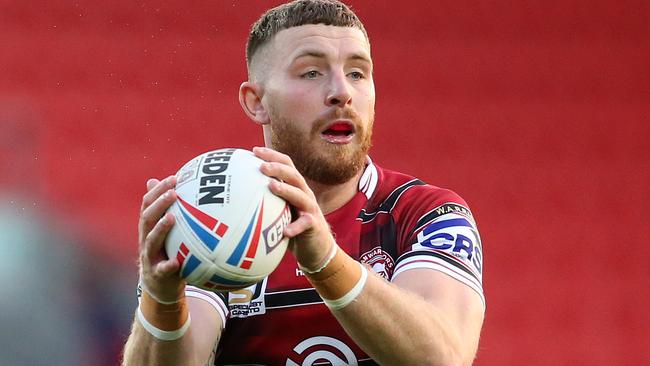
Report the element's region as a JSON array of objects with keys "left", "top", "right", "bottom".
[{"left": 255, "top": 24, "right": 375, "bottom": 185}]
